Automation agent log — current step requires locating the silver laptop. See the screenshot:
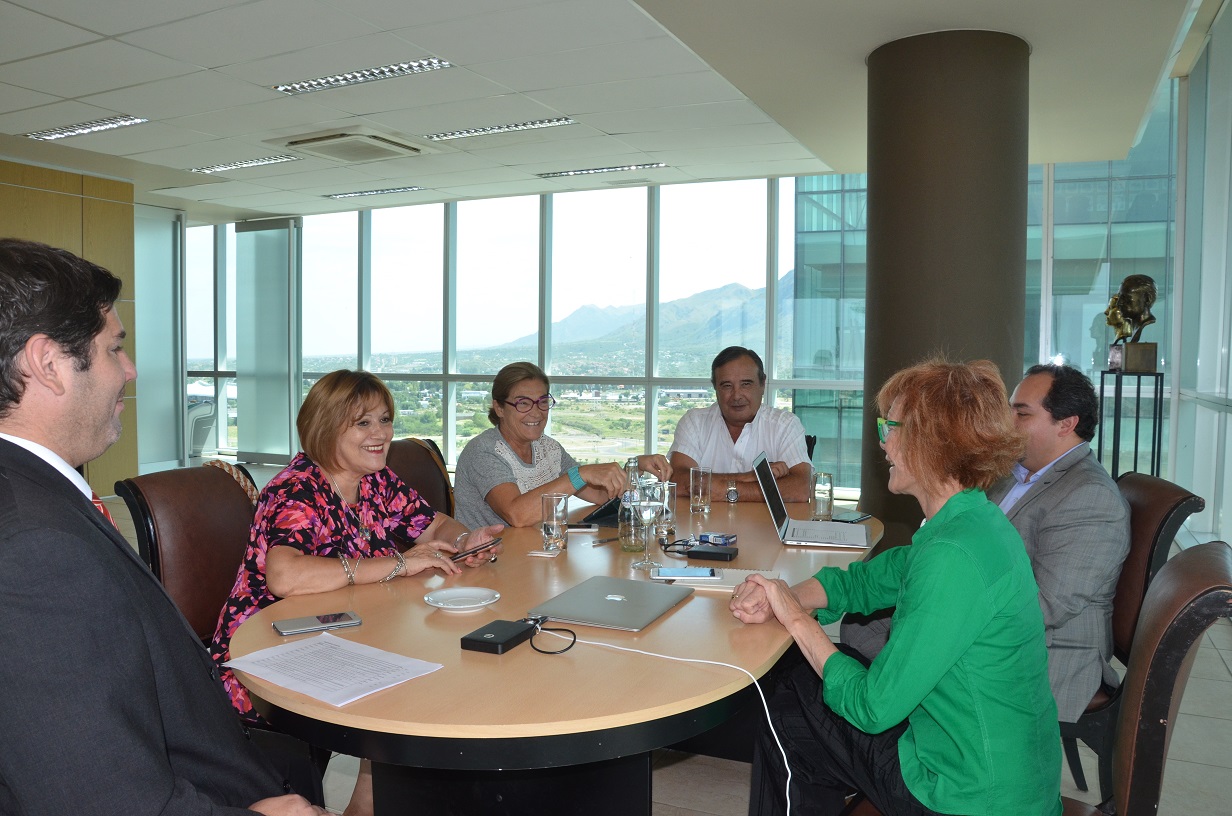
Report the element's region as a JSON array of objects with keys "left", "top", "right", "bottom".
[
  {"left": 527, "top": 576, "right": 694, "bottom": 632},
  {"left": 753, "top": 452, "right": 869, "bottom": 548}
]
